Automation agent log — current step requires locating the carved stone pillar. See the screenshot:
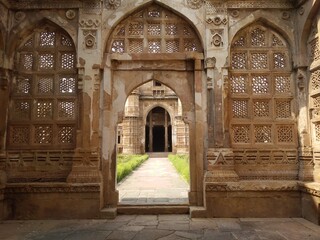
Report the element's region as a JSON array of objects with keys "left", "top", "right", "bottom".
[
  {"left": 294, "top": 67, "right": 314, "bottom": 181},
  {"left": 0, "top": 72, "right": 9, "bottom": 151}
]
